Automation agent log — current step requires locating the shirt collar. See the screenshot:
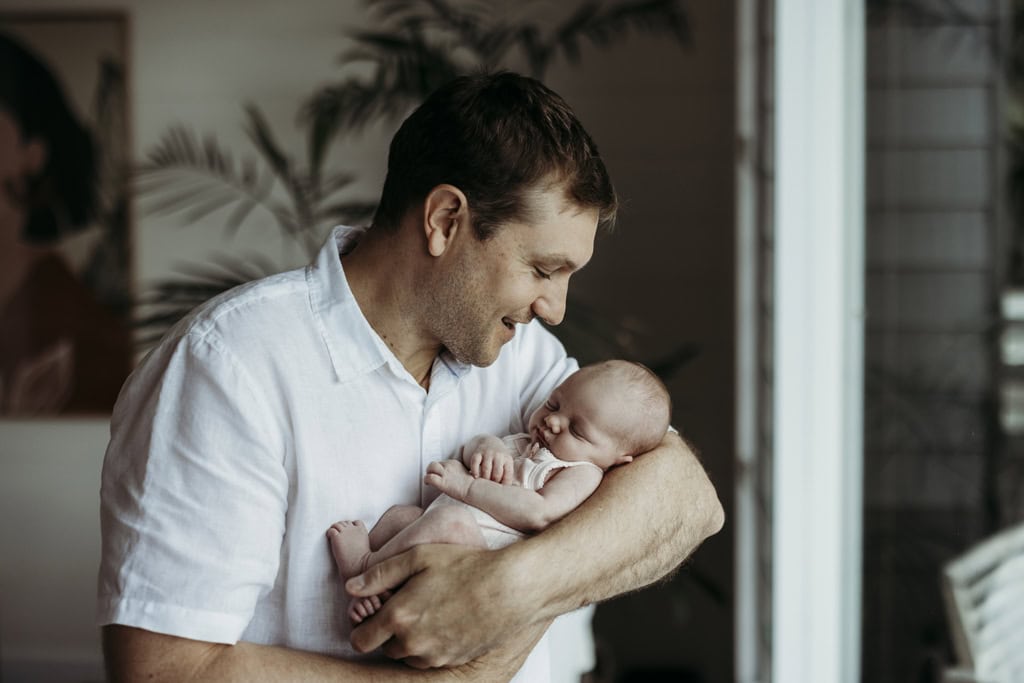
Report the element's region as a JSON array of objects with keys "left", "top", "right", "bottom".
[
  {"left": 306, "top": 225, "right": 473, "bottom": 386},
  {"left": 306, "top": 225, "right": 389, "bottom": 383}
]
